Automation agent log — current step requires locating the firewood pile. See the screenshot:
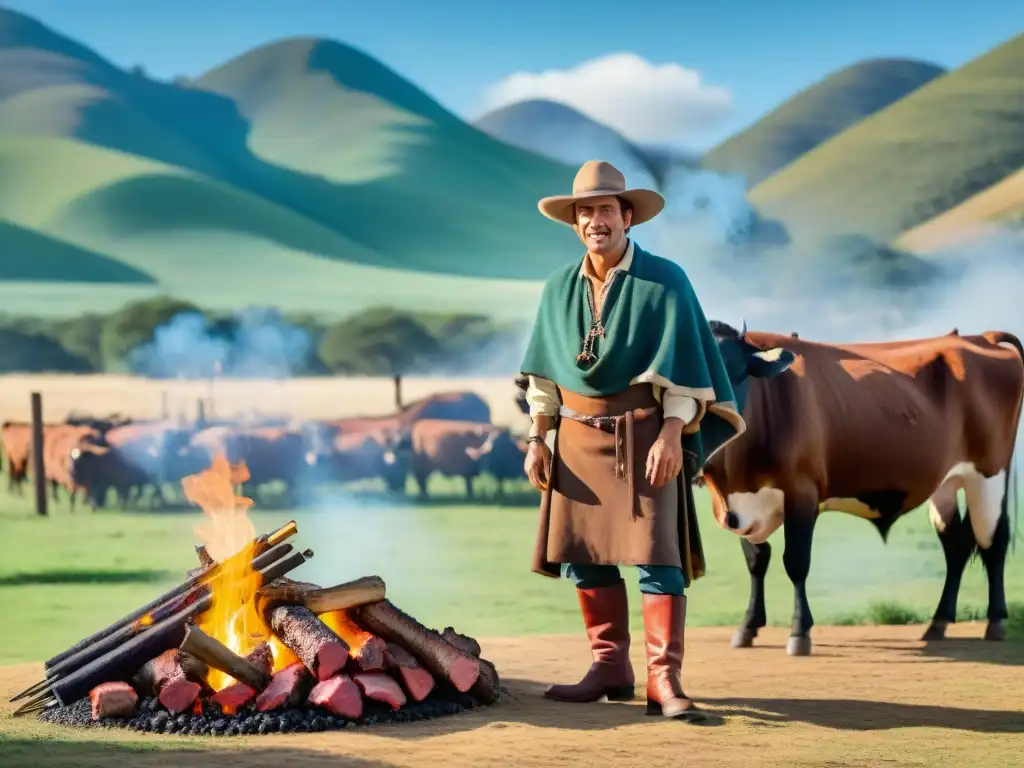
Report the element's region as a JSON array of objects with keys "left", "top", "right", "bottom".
[{"left": 10, "top": 458, "right": 501, "bottom": 736}]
